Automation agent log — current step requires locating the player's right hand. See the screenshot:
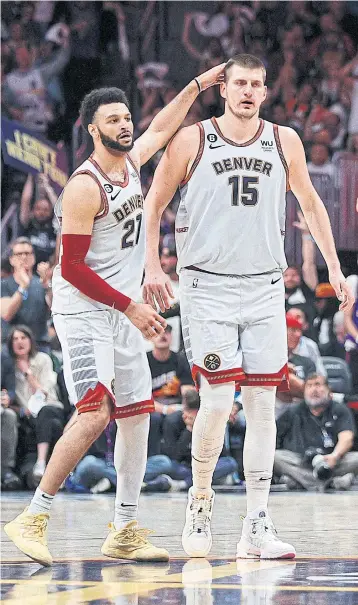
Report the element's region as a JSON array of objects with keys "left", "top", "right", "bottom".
[
  {"left": 124, "top": 301, "right": 167, "bottom": 340},
  {"left": 143, "top": 269, "right": 175, "bottom": 312}
]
